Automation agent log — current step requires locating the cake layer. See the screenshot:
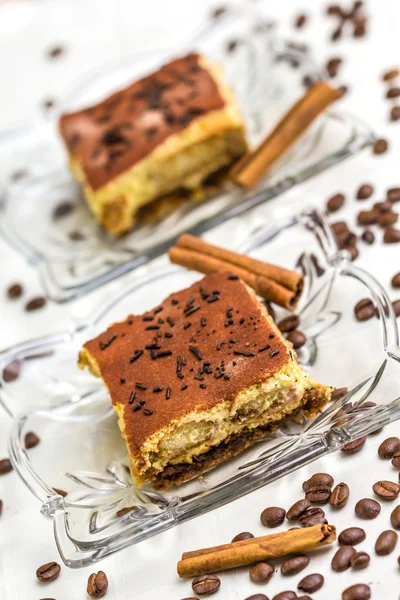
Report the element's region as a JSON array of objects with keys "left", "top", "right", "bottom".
[
  {"left": 152, "top": 386, "right": 322, "bottom": 489},
  {"left": 71, "top": 126, "right": 246, "bottom": 235}
]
